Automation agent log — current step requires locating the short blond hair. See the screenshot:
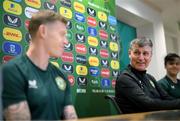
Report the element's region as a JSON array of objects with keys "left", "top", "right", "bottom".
[{"left": 28, "top": 10, "right": 67, "bottom": 38}]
